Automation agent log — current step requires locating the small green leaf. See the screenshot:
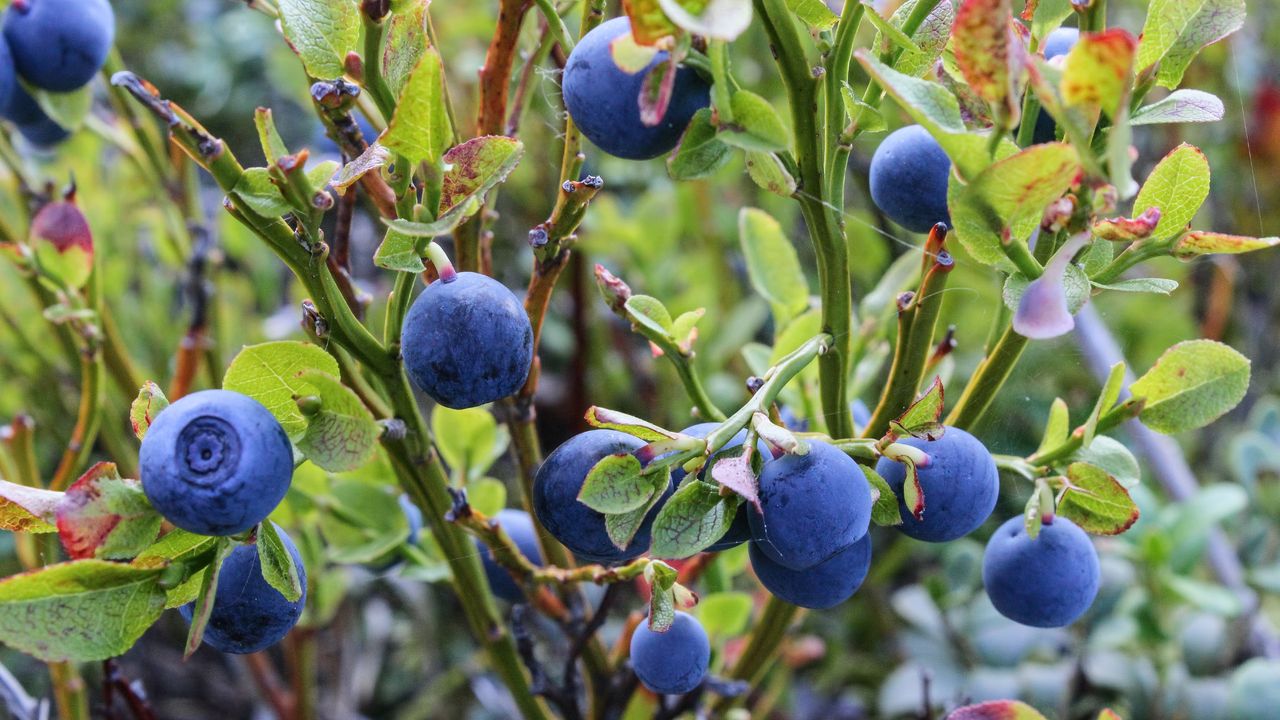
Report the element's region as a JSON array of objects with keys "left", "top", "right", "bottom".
[
  {"left": 864, "top": 3, "right": 922, "bottom": 59},
  {"left": 1058, "top": 462, "right": 1140, "bottom": 535},
  {"left": 1165, "top": 573, "right": 1243, "bottom": 616},
  {"left": 784, "top": 0, "right": 837, "bottom": 29},
  {"left": 738, "top": 208, "right": 809, "bottom": 324},
  {"left": 578, "top": 453, "right": 662, "bottom": 515},
  {"left": 254, "top": 108, "right": 290, "bottom": 165},
  {"left": 1070, "top": 436, "right": 1141, "bottom": 488},
  {"left": 373, "top": 228, "right": 425, "bottom": 273},
  {"left": 719, "top": 90, "right": 791, "bottom": 152},
  {"left": 1028, "top": 0, "right": 1072, "bottom": 39},
  {"left": 1091, "top": 278, "right": 1179, "bottom": 294},
  {"left": 1131, "top": 89, "right": 1225, "bottom": 126},
  {"left": 864, "top": 465, "right": 902, "bottom": 526},
  {"left": 650, "top": 482, "right": 735, "bottom": 559},
  {"left": 332, "top": 143, "right": 391, "bottom": 191},
  {"left": 383, "top": 46, "right": 452, "bottom": 165},
  {"left": 1133, "top": 143, "right": 1209, "bottom": 240},
  {"left": 467, "top": 478, "right": 507, "bottom": 517},
  {"left": 231, "top": 168, "right": 292, "bottom": 218},
  {"left": 256, "top": 522, "right": 303, "bottom": 602},
  {"left": 30, "top": 83, "right": 91, "bottom": 130},
  {"left": 320, "top": 481, "right": 411, "bottom": 564},
  {"left": 1173, "top": 231, "right": 1280, "bottom": 260},
  {"left": 893, "top": 376, "right": 946, "bottom": 436},
  {"left": 56, "top": 463, "right": 162, "bottom": 561},
  {"left": 744, "top": 151, "right": 797, "bottom": 196},
  {"left": 132, "top": 529, "right": 221, "bottom": 609},
  {"left": 129, "top": 381, "right": 169, "bottom": 441},
  {"left": 383, "top": 0, "right": 429, "bottom": 97},
  {"left": 695, "top": 591, "right": 752, "bottom": 636},
  {"left": 605, "top": 486, "right": 666, "bottom": 550},
  {"left": 184, "top": 539, "right": 232, "bottom": 659},
  {"left": 668, "top": 108, "right": 734, "bottom": 180},
  {"left": 277, "top": 0, "right": 360, "bottom": 78},
  {"left": 584, "top": 407, "right": 679, "bottom": 442},
  {"left": 0, "top": 560, "right": 168, "bottom": 662},
  {"left": 1136, "top": 0, "right": 1245, "bottom": 89},
  {"left": 224, "top": 341, "right": 340, "bottom": 438},
  {"left": 1036, "top": 398, "right": 1070, "bottom": 456},
  {"left": 841, "top": 82, "right": 886, "bottom": 132},
  {"left": 432, "top": 406, "right": 499, "bottom": 481},
  {"left": 886, "top": 0, "right": 954, "bottom": 78},
  {"left": 294, "top": 370, "right": 379, "bottom": 472},
  {"left": 624, "top": 294, "right": 674, "bottom": 338},
  {"left": 1083, "top": 362, "right": 1126, "bottom": 448},
  {"left": 1131, "top": 339, "right": 1250, "bottom": 434},
  {"left": 439, "top": 136, "right": 525, "bottom": 215}
]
